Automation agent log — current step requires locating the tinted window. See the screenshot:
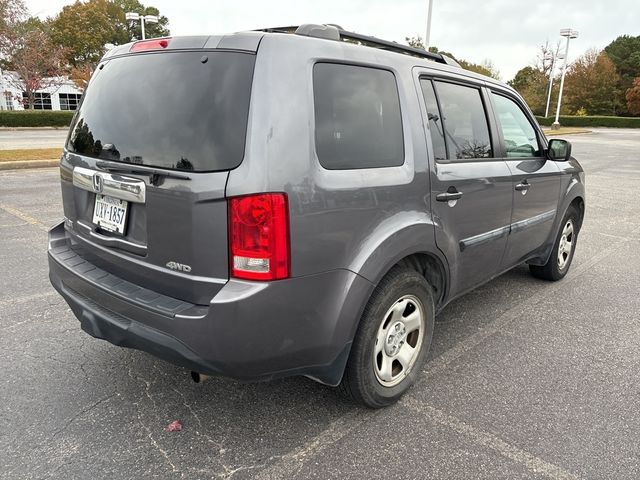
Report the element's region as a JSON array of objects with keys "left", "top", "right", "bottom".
[
  {"left": 420, "top": 79, "right": 447, "bottom": 161},
  {"left": 435, "top": 82, "right": 492, "bottom": 160},
  {"left": 313, "top": 63, "right": 404, "bottom": 169},
  {"left": 67, "top": 51, "right": 256, "bottom": 172},
  {"left": 492, "top": 93, "right": 541, "bottom": 158}
]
